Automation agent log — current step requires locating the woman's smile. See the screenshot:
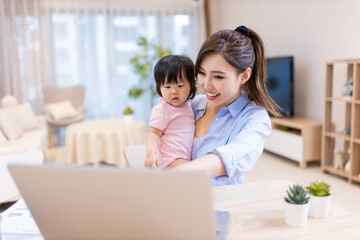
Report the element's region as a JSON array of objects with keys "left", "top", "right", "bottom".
[{"left": 206, "top": 91, "right": 220, "bottom": 100}]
